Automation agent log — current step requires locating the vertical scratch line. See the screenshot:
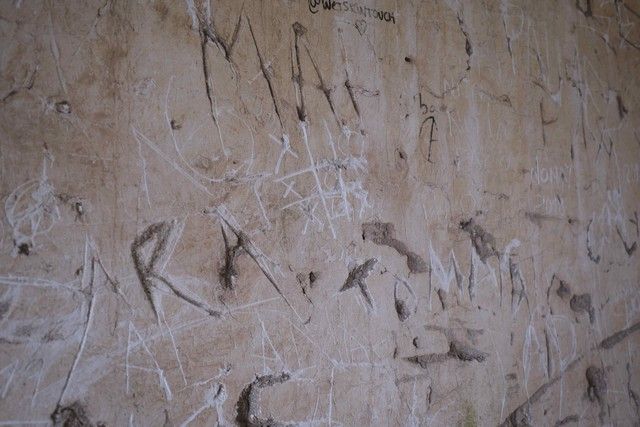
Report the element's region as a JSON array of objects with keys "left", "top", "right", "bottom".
[
  {"left": 56, "top": 288, "right": 97, "bottom": 407},
  {"left": 300, "top": 122, "right": 336, "bottom": 239}
]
